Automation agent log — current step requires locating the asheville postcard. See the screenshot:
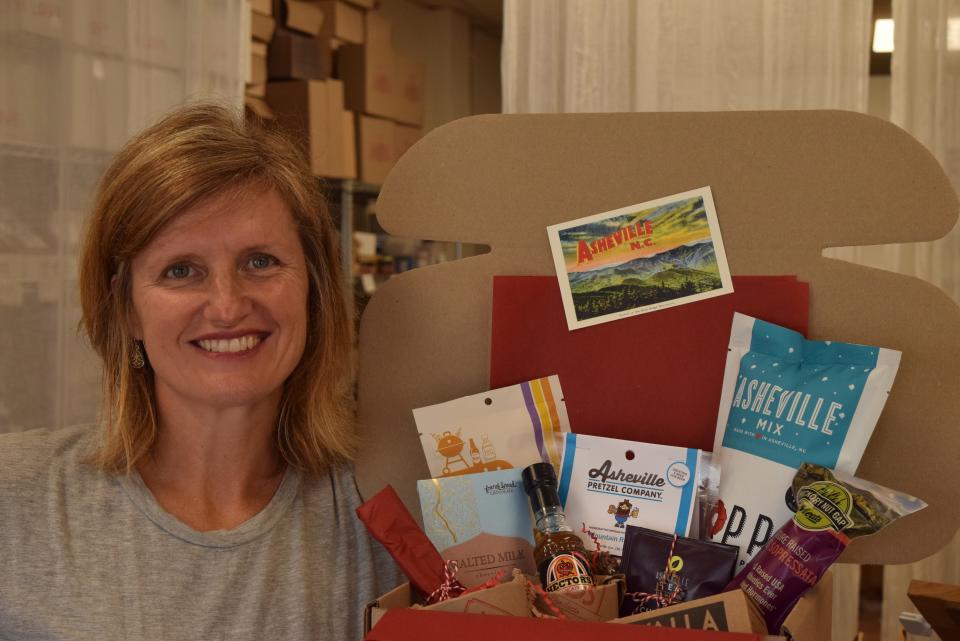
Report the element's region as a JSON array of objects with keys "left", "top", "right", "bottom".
[{"left": 547, "top": 187, "right": 733, "bottom": 330}]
